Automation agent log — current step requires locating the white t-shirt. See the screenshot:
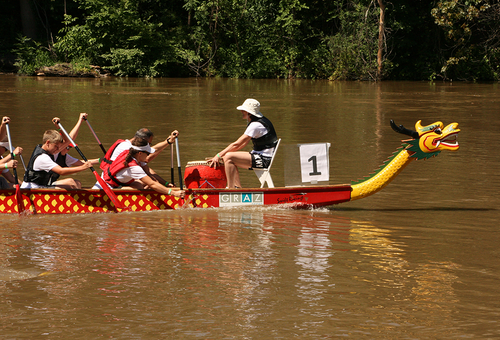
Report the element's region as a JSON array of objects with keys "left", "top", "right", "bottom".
[
  {"left": 244, "top": 122, "right": 275, "bottom": 157},
  {"left": 21, "top": 152, "right": 79, "bottom": 188},
  {"left": 93, "top": 159, "right": 147, "bottom": 189},
  {"left": 110, "top": 139, "right": 132, "bottom": 162}
]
